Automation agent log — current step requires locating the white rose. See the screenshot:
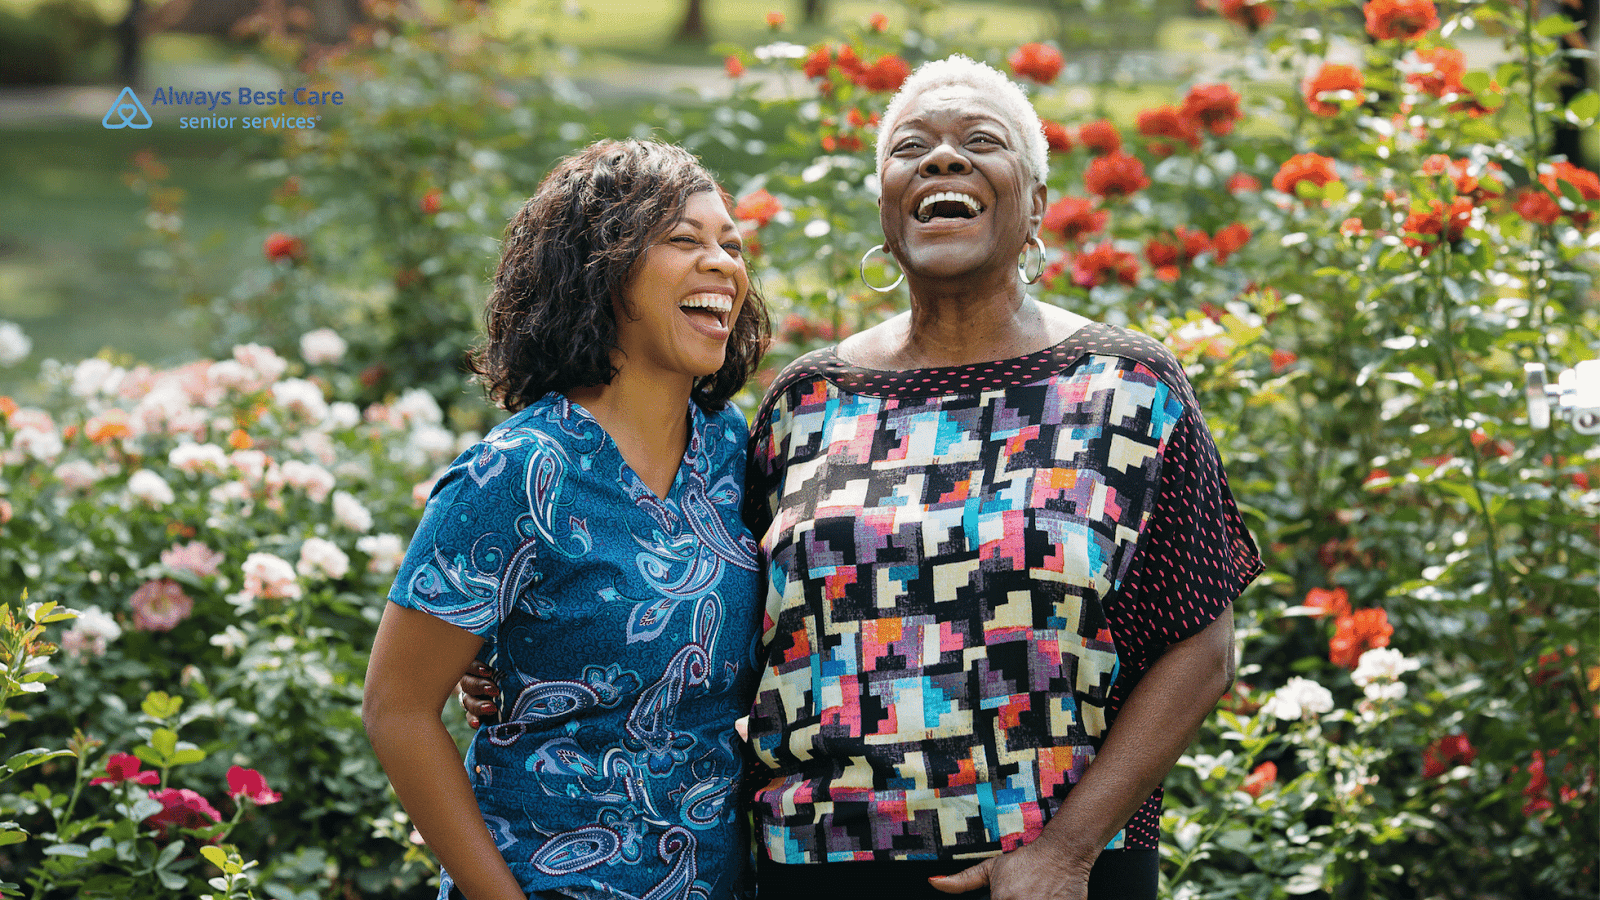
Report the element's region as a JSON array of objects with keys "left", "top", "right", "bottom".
[
  {"left": 1260, "top": 676, "right": 1335, "bottom": 722},
  {"left": 280, "top": 459, "right": 336, "bottom": 503},
  {"left": 0, "top": 321, "right": 31, "bottom": 367},
  {"left": 332, "top": 491, "right": 373, "bottom": 533},
  {"left": 299, "top": 328, "right": 348, "bottom": 366},
  {"left": 169, "top": 442, "right": 230, "bottom": 474},
  {"left": 242, "top": 552, "right": 301, "bottom": 600},
  {"left": 357, "top": 533, "right": 406, "bottom": 575},
  {"left": 296, "top": 537, "right": 350, "bottom": 581},
  {"left": 53, "top": 459, "right": 101, "bottom": 491},
  {"left": 127, "top": 469, "right": 176, "bottom": 507},
  {"left": 271, "top": 378, "right": 329, "bottom": 424}
]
